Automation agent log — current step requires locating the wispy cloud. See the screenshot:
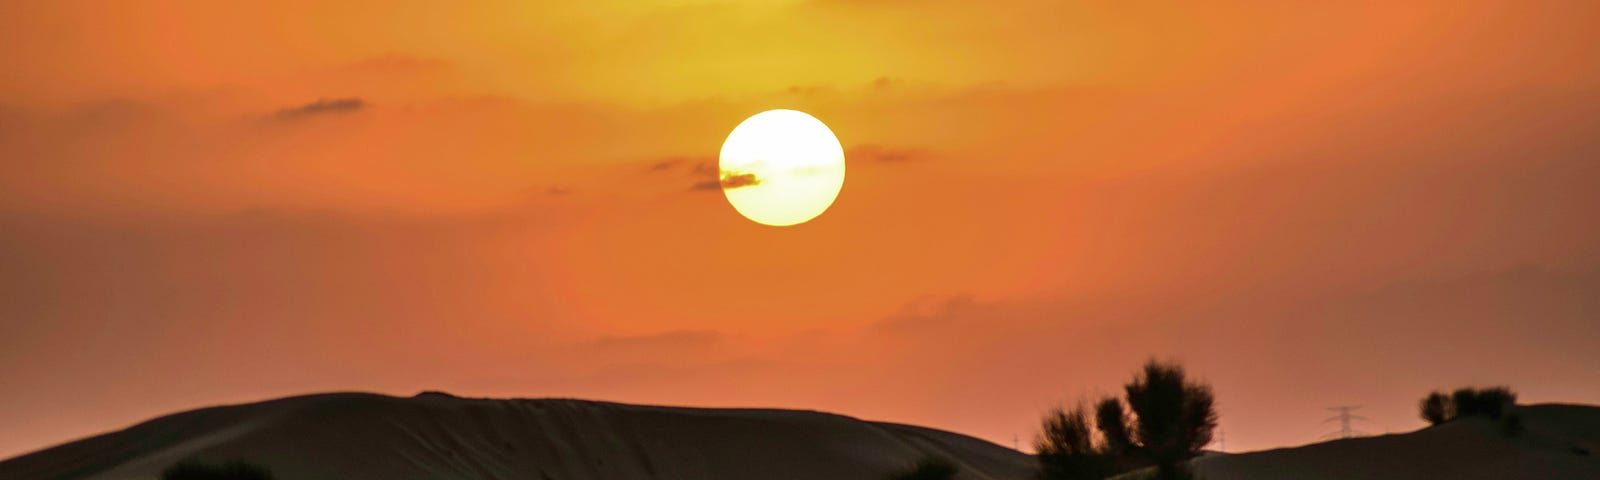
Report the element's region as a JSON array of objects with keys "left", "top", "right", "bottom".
[
  {"left": 274, "top": 98, "right": 367, "bottom": 119},
  {"left": 848, "top": 144, "right": 928, "bottom": 163}
]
